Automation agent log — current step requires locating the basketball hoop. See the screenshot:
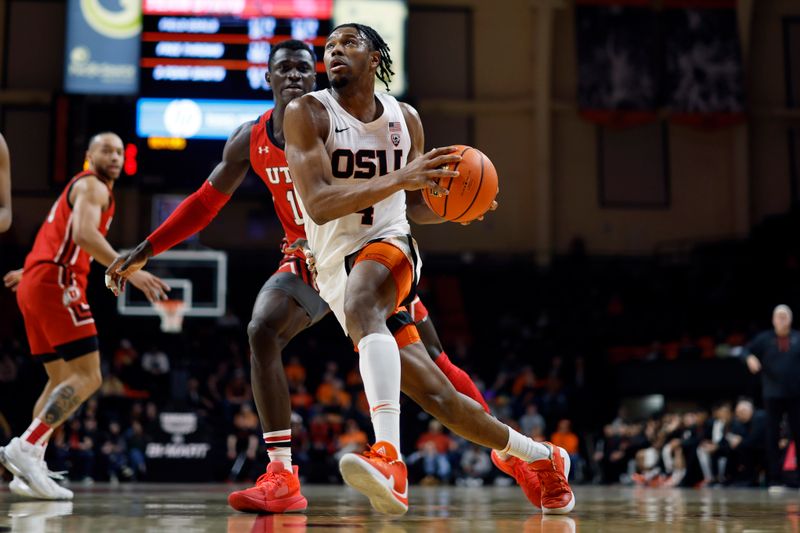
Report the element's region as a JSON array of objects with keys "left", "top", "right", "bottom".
[{"left": 153, "top": 299, "right": 186, "bottom": 333}]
